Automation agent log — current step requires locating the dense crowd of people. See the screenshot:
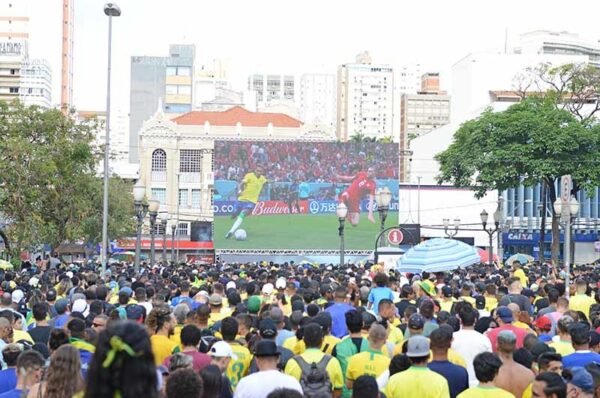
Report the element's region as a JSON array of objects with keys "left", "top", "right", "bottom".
[
  {"left": 0, "top": 257, "right": 598, "bottom": 397},
  {"left": 213, "top": 141, "right": 398, "bottom": 183}
]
